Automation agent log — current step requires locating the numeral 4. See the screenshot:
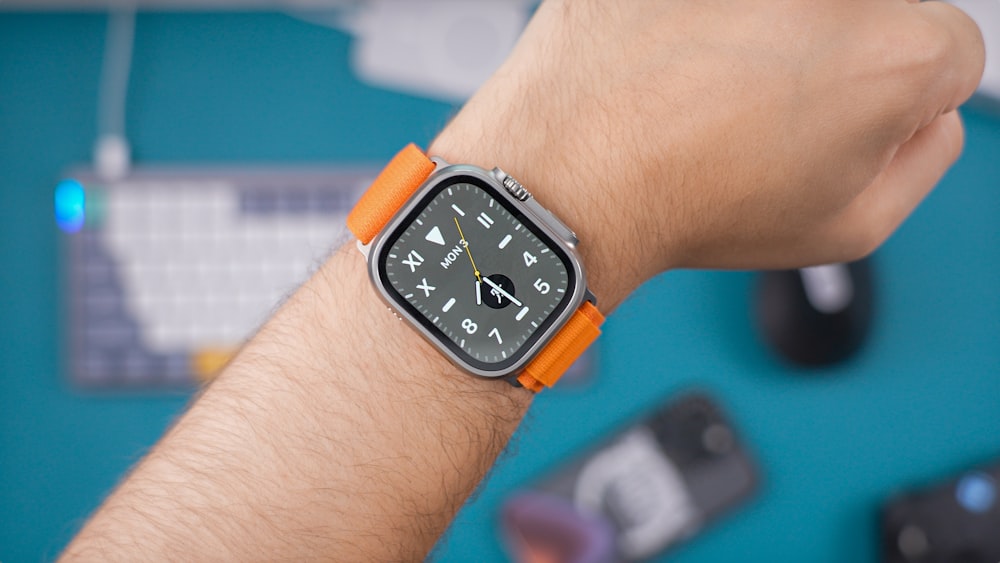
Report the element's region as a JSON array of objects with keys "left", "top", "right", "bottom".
[
  {"left": 523, "top": 251, "right": 538, "bottom": 267},
  {"left": 533, "top": 278, "right": 551, "bottom": 294},
  {"left": 488, "top": 327, "right": 503, "bottom": 344}
]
